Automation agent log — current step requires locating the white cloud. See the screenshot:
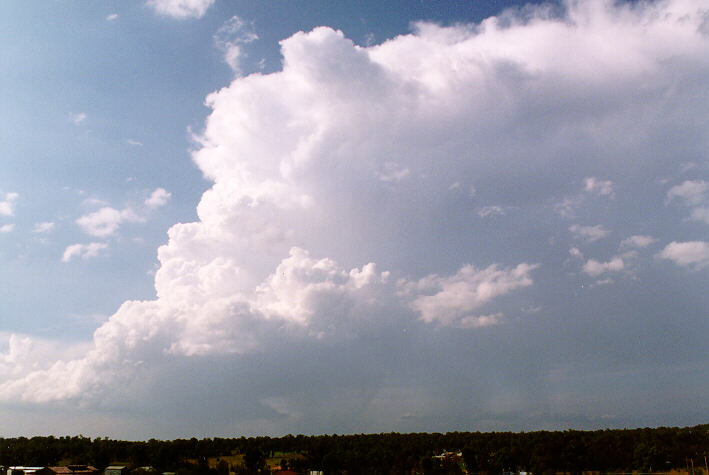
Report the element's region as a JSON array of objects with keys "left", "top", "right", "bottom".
[
  {"left": 568, "top": 247, "right": 584, "bottom": 259},
  {"left": 106, "top": 13, "right": 118, "bottom": 22},
  {"left": 0, "top": 333, "right": 90, "bottom": 381},
  {"left": 679, "top": 162, "right": 697, "bottom": 174},
  {"left": 557, "top": 178, "right": 614, "bottom": 219},
  {"left": 459, "top": 313, "right": 503, "bottom": 328},
  {"left": 569, "top": 224, "right": 609, "bottom": 243},
  {"left": 666, "top": 180, "right": 709, "bottom": 224},
  {"left": 0, "top": 224, "right": 14, "bottom": 234},
  {"left": 82, "top": 197, "right": 108, "bottom": 208},
  {"left": 144, "top": 188, "right": 171, "bottom": 209},
  {"left": 146, "top": 0, "right": 214, "bottom": 19},
  {"left": 584, "top": 177, "right": 614, "bottom": 197},
  {"left": 71, "top": 112, "right": 87, "bottom": 125},
  {"left": 406, "top": 263, "right": 537, "bottom": 327},
  {"left": 1, "top": 0, "right": 708, "bottom": 414},
  {"left": 62, "top": 243, "right": 109, "bottom": 263},
  {"left": 76, "top": 207, "right": 142, "bottom": 238},
  {"left": 214, "top": 16, "right": 258, "bottom": 73},
  {"left": 689, "top": 207, "right": 709, "bottom": 224},
  {"left": 376, "top": 162, "right": 410, "bottom": 182},
  {"left": 476, "top": 205, "right": 505, "bottom": 218},
  {"left": 666, "top": 180, "right": 708, "bottom": 206},
  {"left": 126, "top": 139, "right": 143, "bottom": 146},
  {"left": 620, "top": 235, "right": 656, "bottom": 249},
  {"left": 582, "top": 256, "right": 624, "bottom": 277},
  {"left": 591, "top": 277, "right": 614, "bottom": 287},
  {"left": 32, "top": 222, "right": 55, "bottom": 234},
  {"left": 658, "top": 241, "right": 709, "bottom": 268},
  {"left": 554, "top": 195, "right": 583, "bottom": 219},
  {"left": 0, "top": 192, "right": 18, "bottom": 216}
]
